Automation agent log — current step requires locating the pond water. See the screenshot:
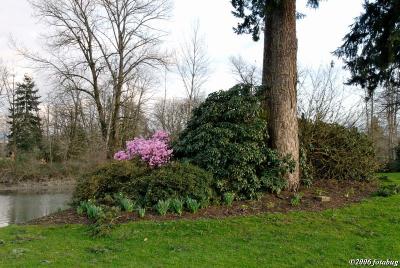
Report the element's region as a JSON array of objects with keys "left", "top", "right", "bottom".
[{"left": 0, "top": 189, "right": 73, "bottom": 227}]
